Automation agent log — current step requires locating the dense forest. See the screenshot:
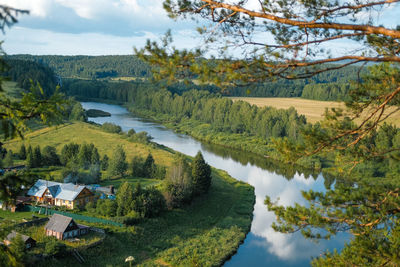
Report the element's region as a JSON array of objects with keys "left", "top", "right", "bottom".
[
  {"left": 6, "top": 55, "right": 151, "bottom": 79},
  {"left": 2, "top": 58, "right": 58, "bottom": 96},
  {"left": 7, "top": 55, "right": 364, "bottom": 101}
]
